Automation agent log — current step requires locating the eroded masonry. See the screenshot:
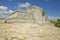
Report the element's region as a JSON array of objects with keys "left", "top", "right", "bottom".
[{"left": 0, "top": 6, "right": 47, "bottom": 24}]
